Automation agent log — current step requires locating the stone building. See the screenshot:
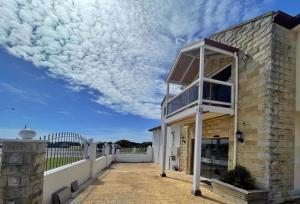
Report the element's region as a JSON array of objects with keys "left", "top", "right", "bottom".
[{"left": 149, "top": 10, "right": 300, "bottom": 203}]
